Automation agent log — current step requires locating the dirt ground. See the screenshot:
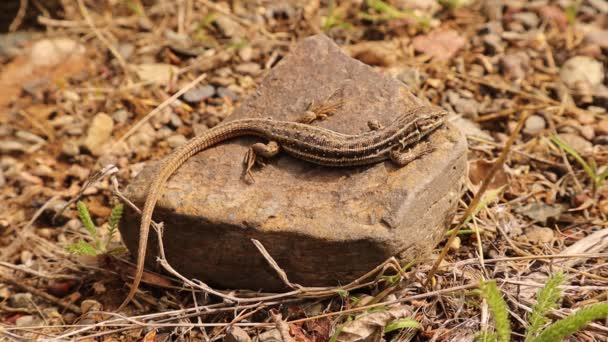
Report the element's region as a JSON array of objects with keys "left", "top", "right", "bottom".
[{"left": 1, "top": 0, "right": 607, "bottom": 341}]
